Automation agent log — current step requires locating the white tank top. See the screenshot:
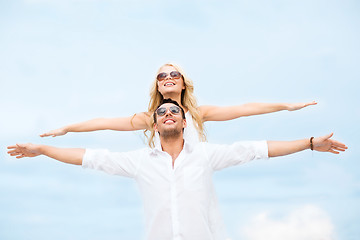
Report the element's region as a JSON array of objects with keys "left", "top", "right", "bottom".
[{"left": 154, "top": 111, "right": 200, "bottom": 148}]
